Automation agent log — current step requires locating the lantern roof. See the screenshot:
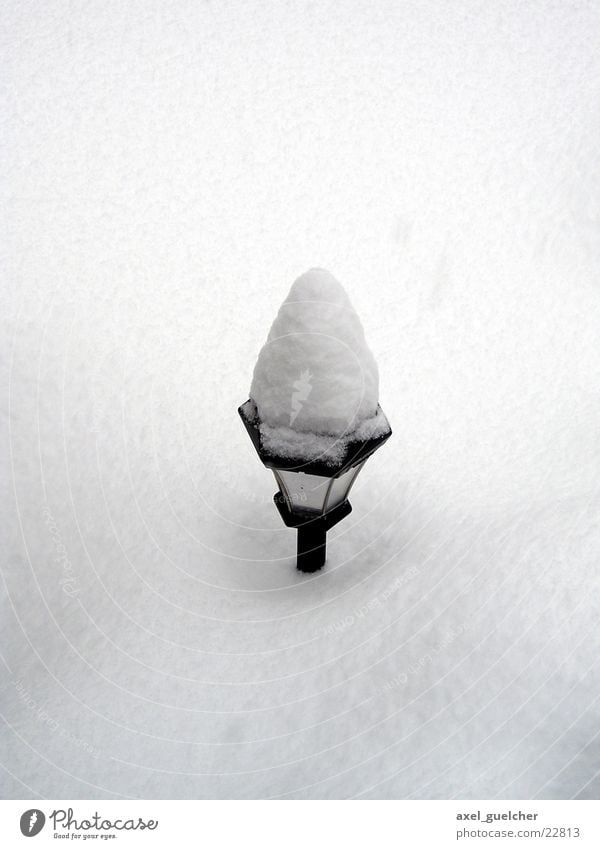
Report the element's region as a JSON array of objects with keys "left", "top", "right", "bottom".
[{"left": 239, "top": 399, "right": 391, "bottom": 479}]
